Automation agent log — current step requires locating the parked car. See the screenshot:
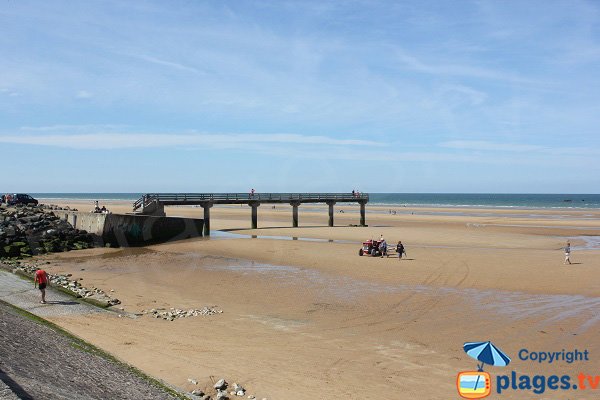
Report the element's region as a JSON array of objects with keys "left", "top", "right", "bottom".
[{"left": 4, "top": 193, "right": 38, "bottom": 205}]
